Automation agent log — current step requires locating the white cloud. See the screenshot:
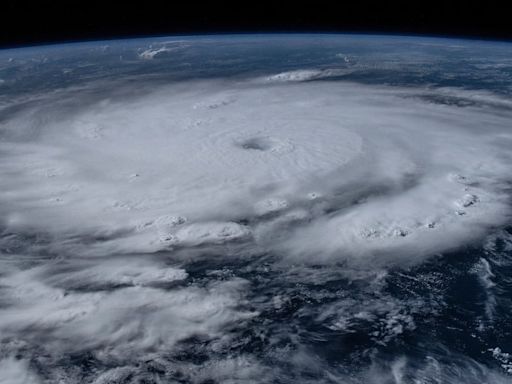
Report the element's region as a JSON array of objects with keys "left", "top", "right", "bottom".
[
  {"left": 0, "top": 261, "right": 254, "bottom": 359},
  {"left": 0, "top": 358, "right": 40, "bottom": 384},
  {"left": 1, "top": 74, "right": 511, "bottom": 381},
  {"left": 259, "top": 68, "right": 349, "bottom": 82},
  {"left": 0, "top": 79, "right": 510, "bottom": 264}
]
